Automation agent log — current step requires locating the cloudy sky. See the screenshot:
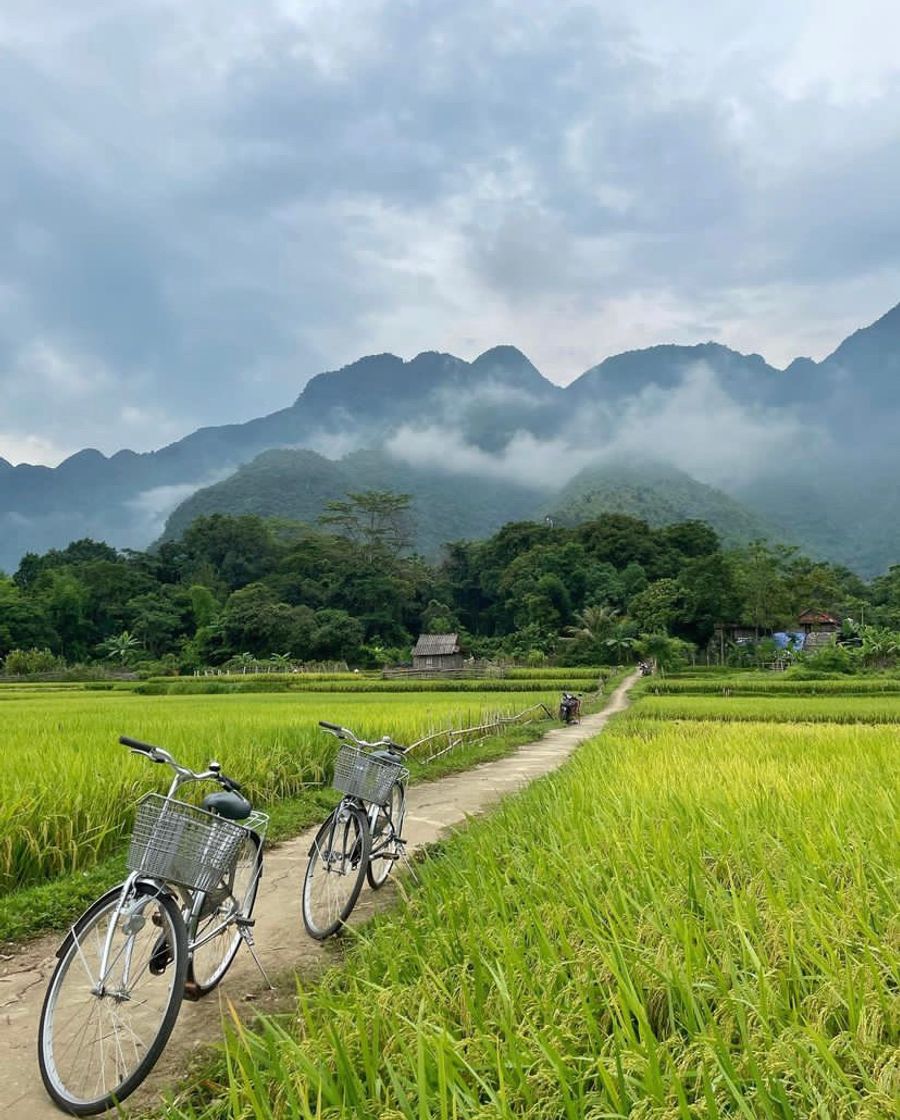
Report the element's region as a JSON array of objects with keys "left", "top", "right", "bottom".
[{"left": 2, "top": 0, "right": 900, "bottom": 466}]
